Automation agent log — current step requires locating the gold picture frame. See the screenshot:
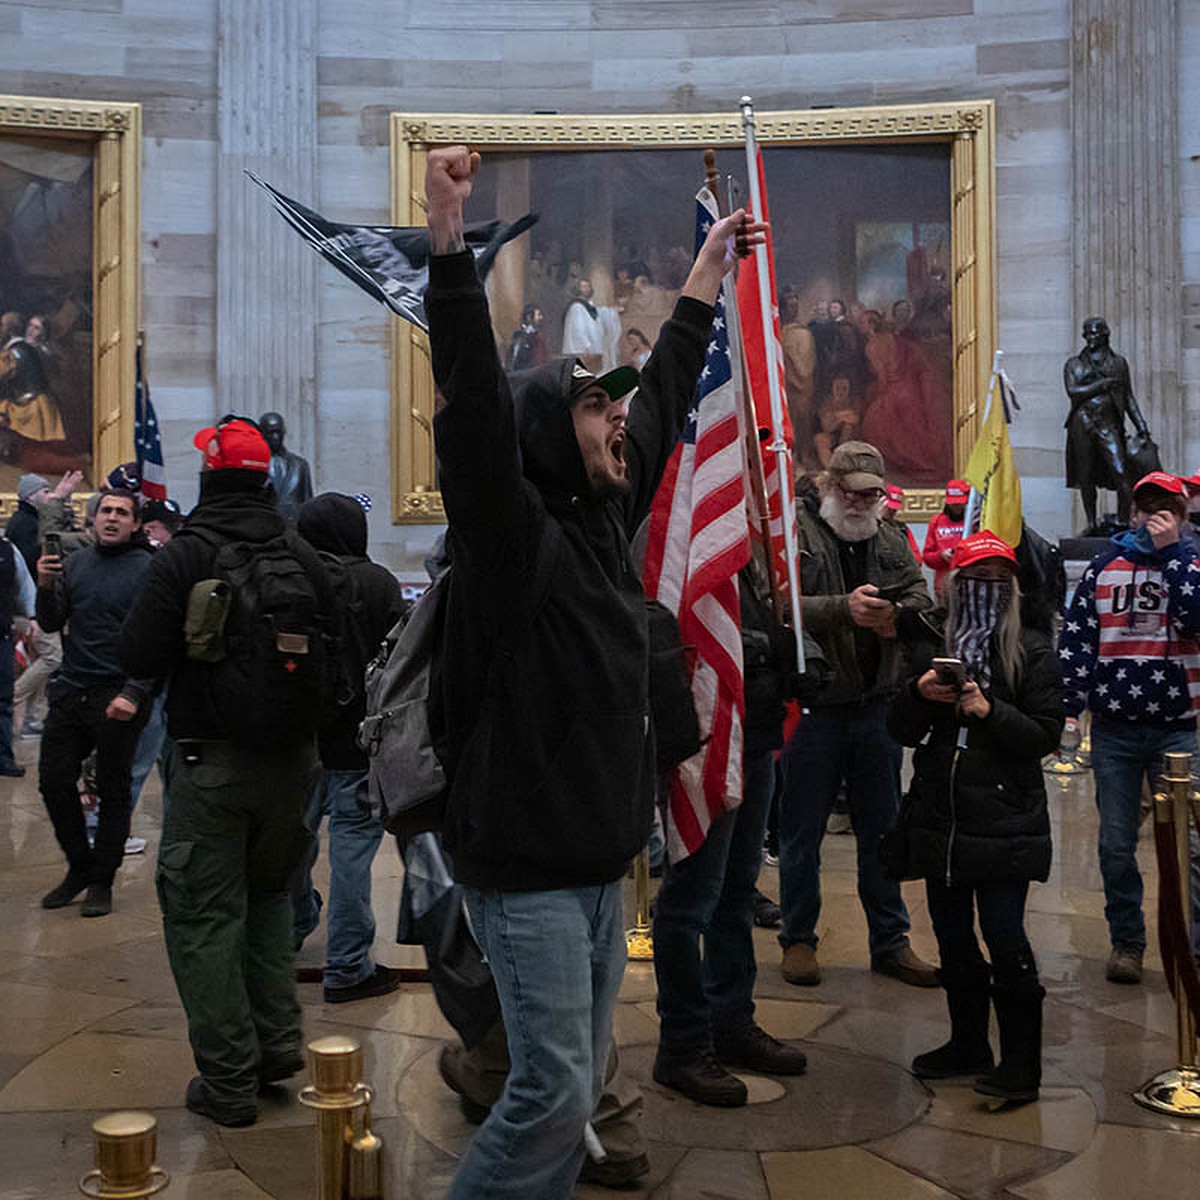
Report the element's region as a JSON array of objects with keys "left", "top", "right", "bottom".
[
  {"left": 0, "top": 93, "right": 141, "bottom": 517},
  {"left": 390, "top": 101, "right": 995, "bottom": 524}
]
